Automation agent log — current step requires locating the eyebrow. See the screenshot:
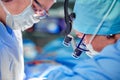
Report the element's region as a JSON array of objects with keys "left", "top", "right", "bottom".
[
  {"left": 34, "top": 0, "right": 42, "bottom": 7},
  {"left": 1, "top": 0, "right": 12, "bottom": 2}
]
